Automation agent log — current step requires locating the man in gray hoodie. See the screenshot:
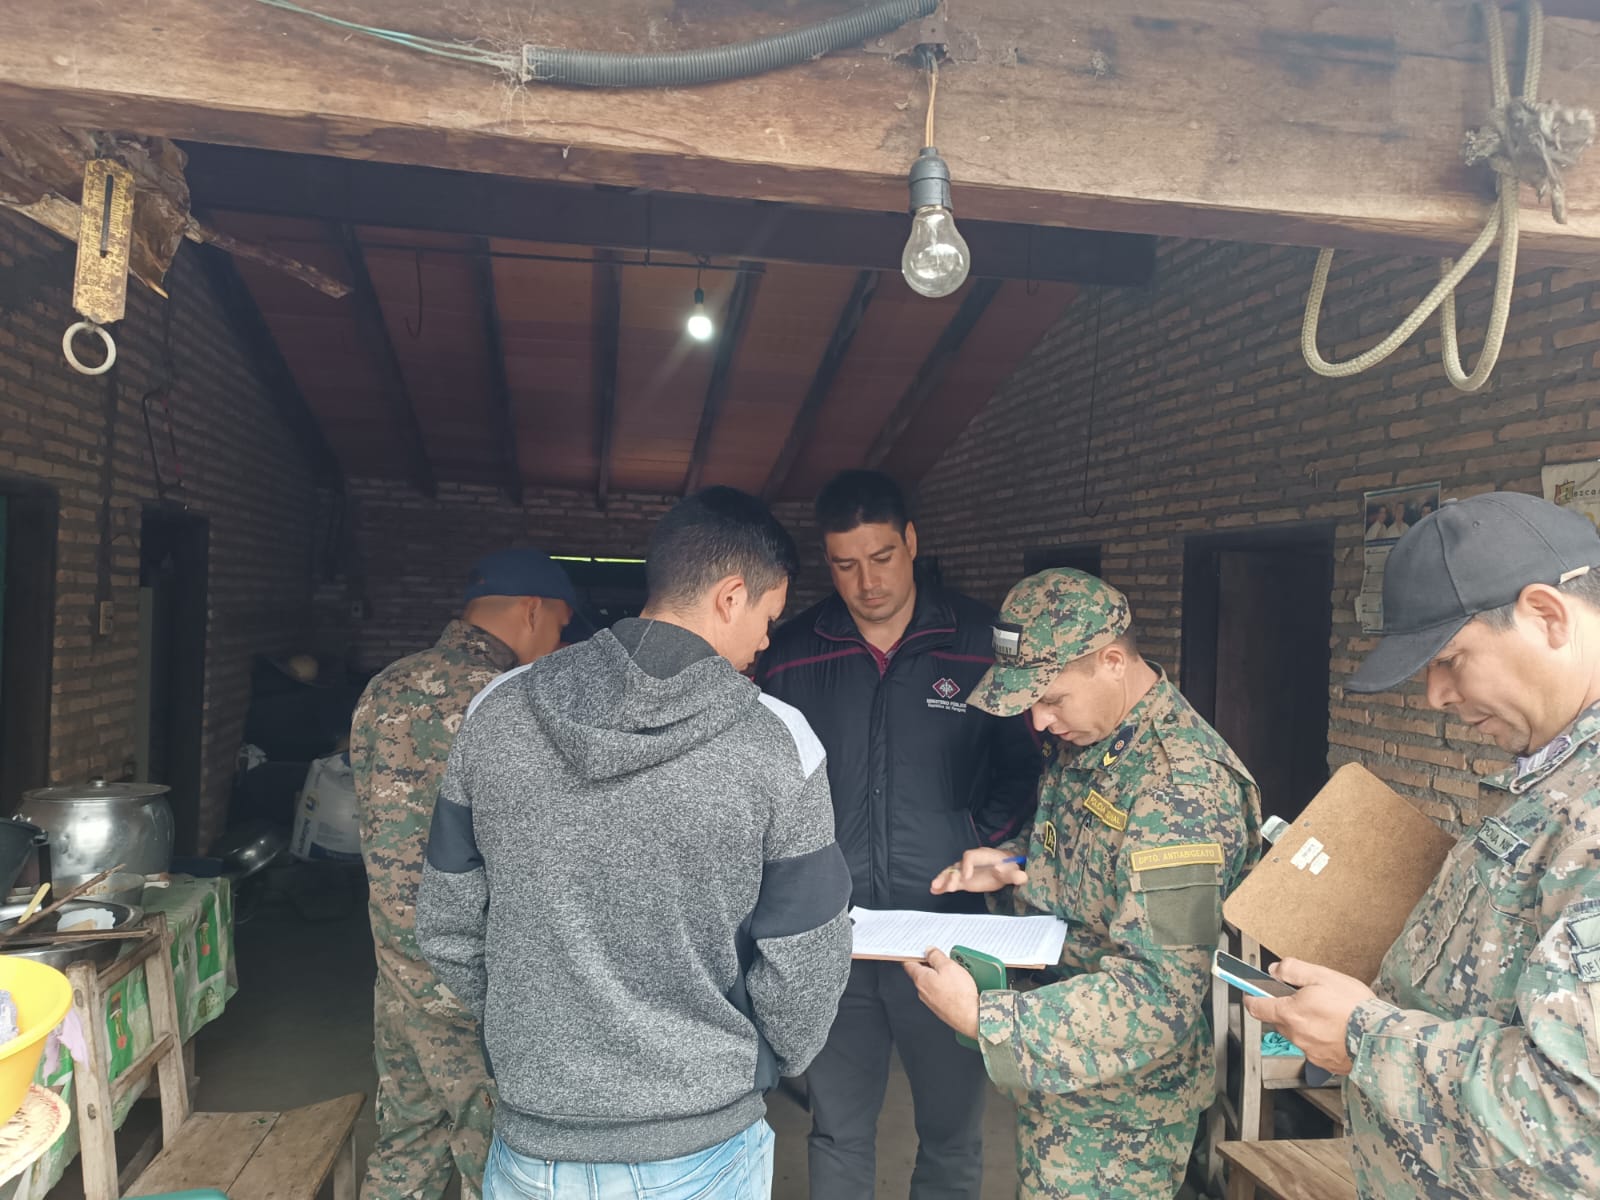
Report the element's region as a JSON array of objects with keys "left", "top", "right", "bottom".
[{"left": 418, "top": 486, "right": 853, "bottom": 1200}]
